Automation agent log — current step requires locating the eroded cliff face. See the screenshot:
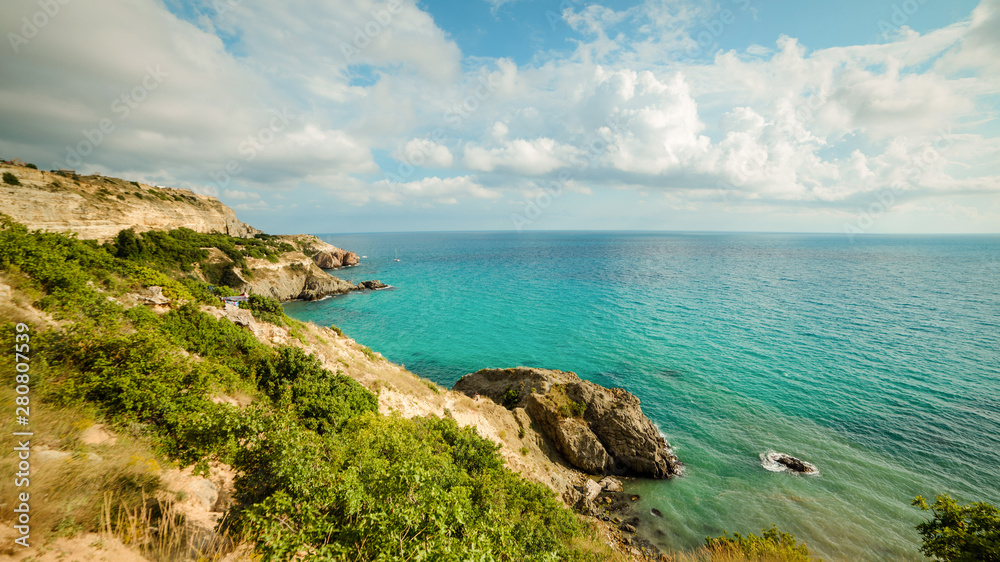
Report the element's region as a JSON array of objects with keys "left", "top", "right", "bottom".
[
  {"left": 0, "top": 163, "right": 260, "bottom": 241},
  {"left": 453, "top": 367, "right": 682, "bottom": 479},
  {"left": 282, "top": 234, "right": 360, "bottom": 269},
  {"left": 231, "top": 253, "right": 360, "bottom": 301},
  {"left": 0, "top": 162, "right": 381, "bottom": 301}
]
